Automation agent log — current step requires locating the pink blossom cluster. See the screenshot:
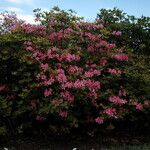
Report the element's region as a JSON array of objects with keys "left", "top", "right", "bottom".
[
  {"left": 64, "top": 28, "right": 74, "bottom": 34},
  {"left": 133, "top": 102, "right": 143, "bottom": 110},
  {"left": 84, "top": 32, "right": 103, "bottom": 42},
  {"left": 104, "top": 108, "right": 116, "bottom": 117},
  {"left": 31, "top": 50, "right": 47, "bottom": 61},
  {"left": 59, "top": 53, "right": 80, "bottom": 62},
  {"left": 87, "top": 46, "right": 95, "bottom": 52},
  {"left": 21, "top": 24, "right": 46, "bottom": 35},
  {"left": 61, "top": 79, "right": 101, "bottom": 91},
  {"left": 68, "top": 65, "right": 83, "bottom": 74},
  {"left": 95, "top": 41, "right": 116, "bottom": 51},
  {"left": 40, "top": 63, "right": 49, "bottom": 72},
  {"left": 84, "top": 69, "right": 101, "bottom": 78},
  {"left": 48, "top": 21, "right": 65, "bottom": 27},
  {"left": 112, "top": 31, "right": 122, "bottom": 36},
  {"left": 36, "top": 73, "right": 47, "bottom": 81},
  {"left": 43, "top": 77, "right": 55, "bottom": 86},
  {"left": 95, "top": 117, "right": 104, "bottom": 124},
  {"left": 44, "top": 88, "right": 52, "bottom": 97},
  {"left": 56, "top": 69, "right": 67, "bottom": 83},
  {"left": 109, "top": 96, "right": 127, "bottom": 105},
  {"left": 112, "top": 53, "right": 129, "bottom": 61},
  {"left": 87, "top": 91, "right": 98, "bottom": 99},
  {"left": 37, "top": 73, "right": 55, "bottom": 86},
  {"left": 101, "top": 58, "right": 107, "bottom": 66},
  {"left": 59, "top": 110, "right": 68, "bottom": 118},
  {"left": 49, "top": 31, "right": 64, "bottom": 42},
  {"left": 118, "top": 87, "right": 127, "bottom": 96},
  {"left": 77, "top": 22, "right": 103, "bottom": 30},
  {"left": 108, "top": 68, "right": 122, "bottom": 76},
  {"left": 136, "top": 103, "right": 143, "bottom": 110},
  {"left": 60, "top": 91, "right": 74, "bottom": 103}
]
